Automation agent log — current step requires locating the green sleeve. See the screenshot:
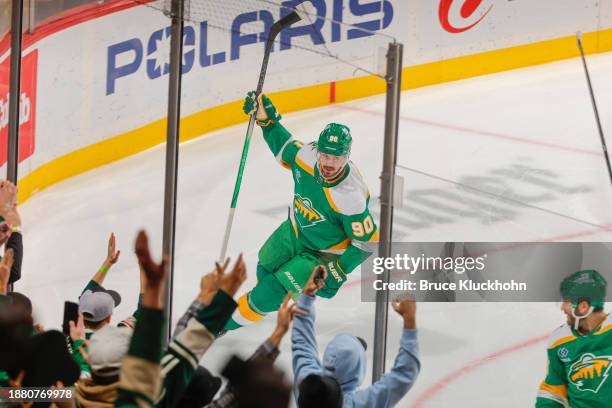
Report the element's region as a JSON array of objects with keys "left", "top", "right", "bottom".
[
  {"left": 115, "top": 307, "right": 164, "bottom": 408},
  {"left": 195, "top": 290, "right": 237, "bottom": 335},
  {"left": 0, "top": 371, "right": 10, "bottom": 386},
  {"left": 72, "top": 339, "right": 91, "bottom": 377},
  {"left": 261, "top": 122, "right": 302, "bottom": 169},
  {"left": 81, "top": 279, "right": 101, "bottom": 296},
  {"left": 337, "top": 207, "right": 378, "bottom": 275},
  {"left": 535, "top": 349, "right": 568, "bottom": 407}
]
